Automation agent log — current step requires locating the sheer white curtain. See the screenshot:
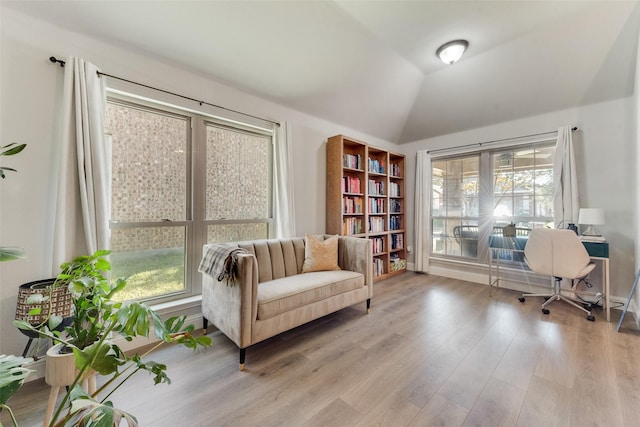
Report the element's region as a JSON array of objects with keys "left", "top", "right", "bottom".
[
  {"left": 272, "top": 121, "right": 296, "bottom": 238},
  {"left": 52, "top": 57, "right": 109, "bottom": 271},
  {"left": 552, "top": 126, "right": 579, "bottom": 228},
  {"left": 414, "top": 150, "right": 432, "bottom": 272}
]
